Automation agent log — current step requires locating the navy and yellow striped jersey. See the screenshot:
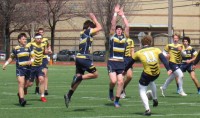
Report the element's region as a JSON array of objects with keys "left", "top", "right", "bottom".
[
  {"left": 27, "top": 42, "right": 45, "bottom": 66},
  {"left": 109, "top": 33, "right": 126, "bottom": 60},
  {"left": 41, "top": 38, "right": 49, "bottom": 58},
  {"left": 10, "top": 45, "right": 34, "bottom": 67},
  {"left": 78, "top": 29, "right": 95, "bottom": 55},
  {"left": 132, "top": 47, "right": 162, "bottom": 76},
  {"left": 181, "top": 45, "right": 197, "bottom": 62},
  {"left": 164, "top": 43, "right": 183, "bottom": 64},
  {"left": 124, "top": 38, "right": 134, "bottom": 57}
]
